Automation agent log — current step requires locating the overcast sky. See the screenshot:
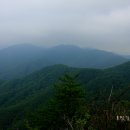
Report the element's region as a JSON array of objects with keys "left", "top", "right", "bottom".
[{"left": 0, "top": 0, "right": 130, "bottom": 54}]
